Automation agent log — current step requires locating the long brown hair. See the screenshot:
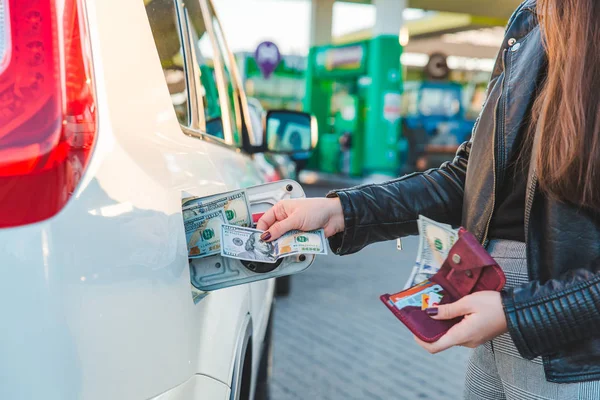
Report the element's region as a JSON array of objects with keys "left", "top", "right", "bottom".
[{"left": 533, "top": 0, "right": 600, "bottom": 208}]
